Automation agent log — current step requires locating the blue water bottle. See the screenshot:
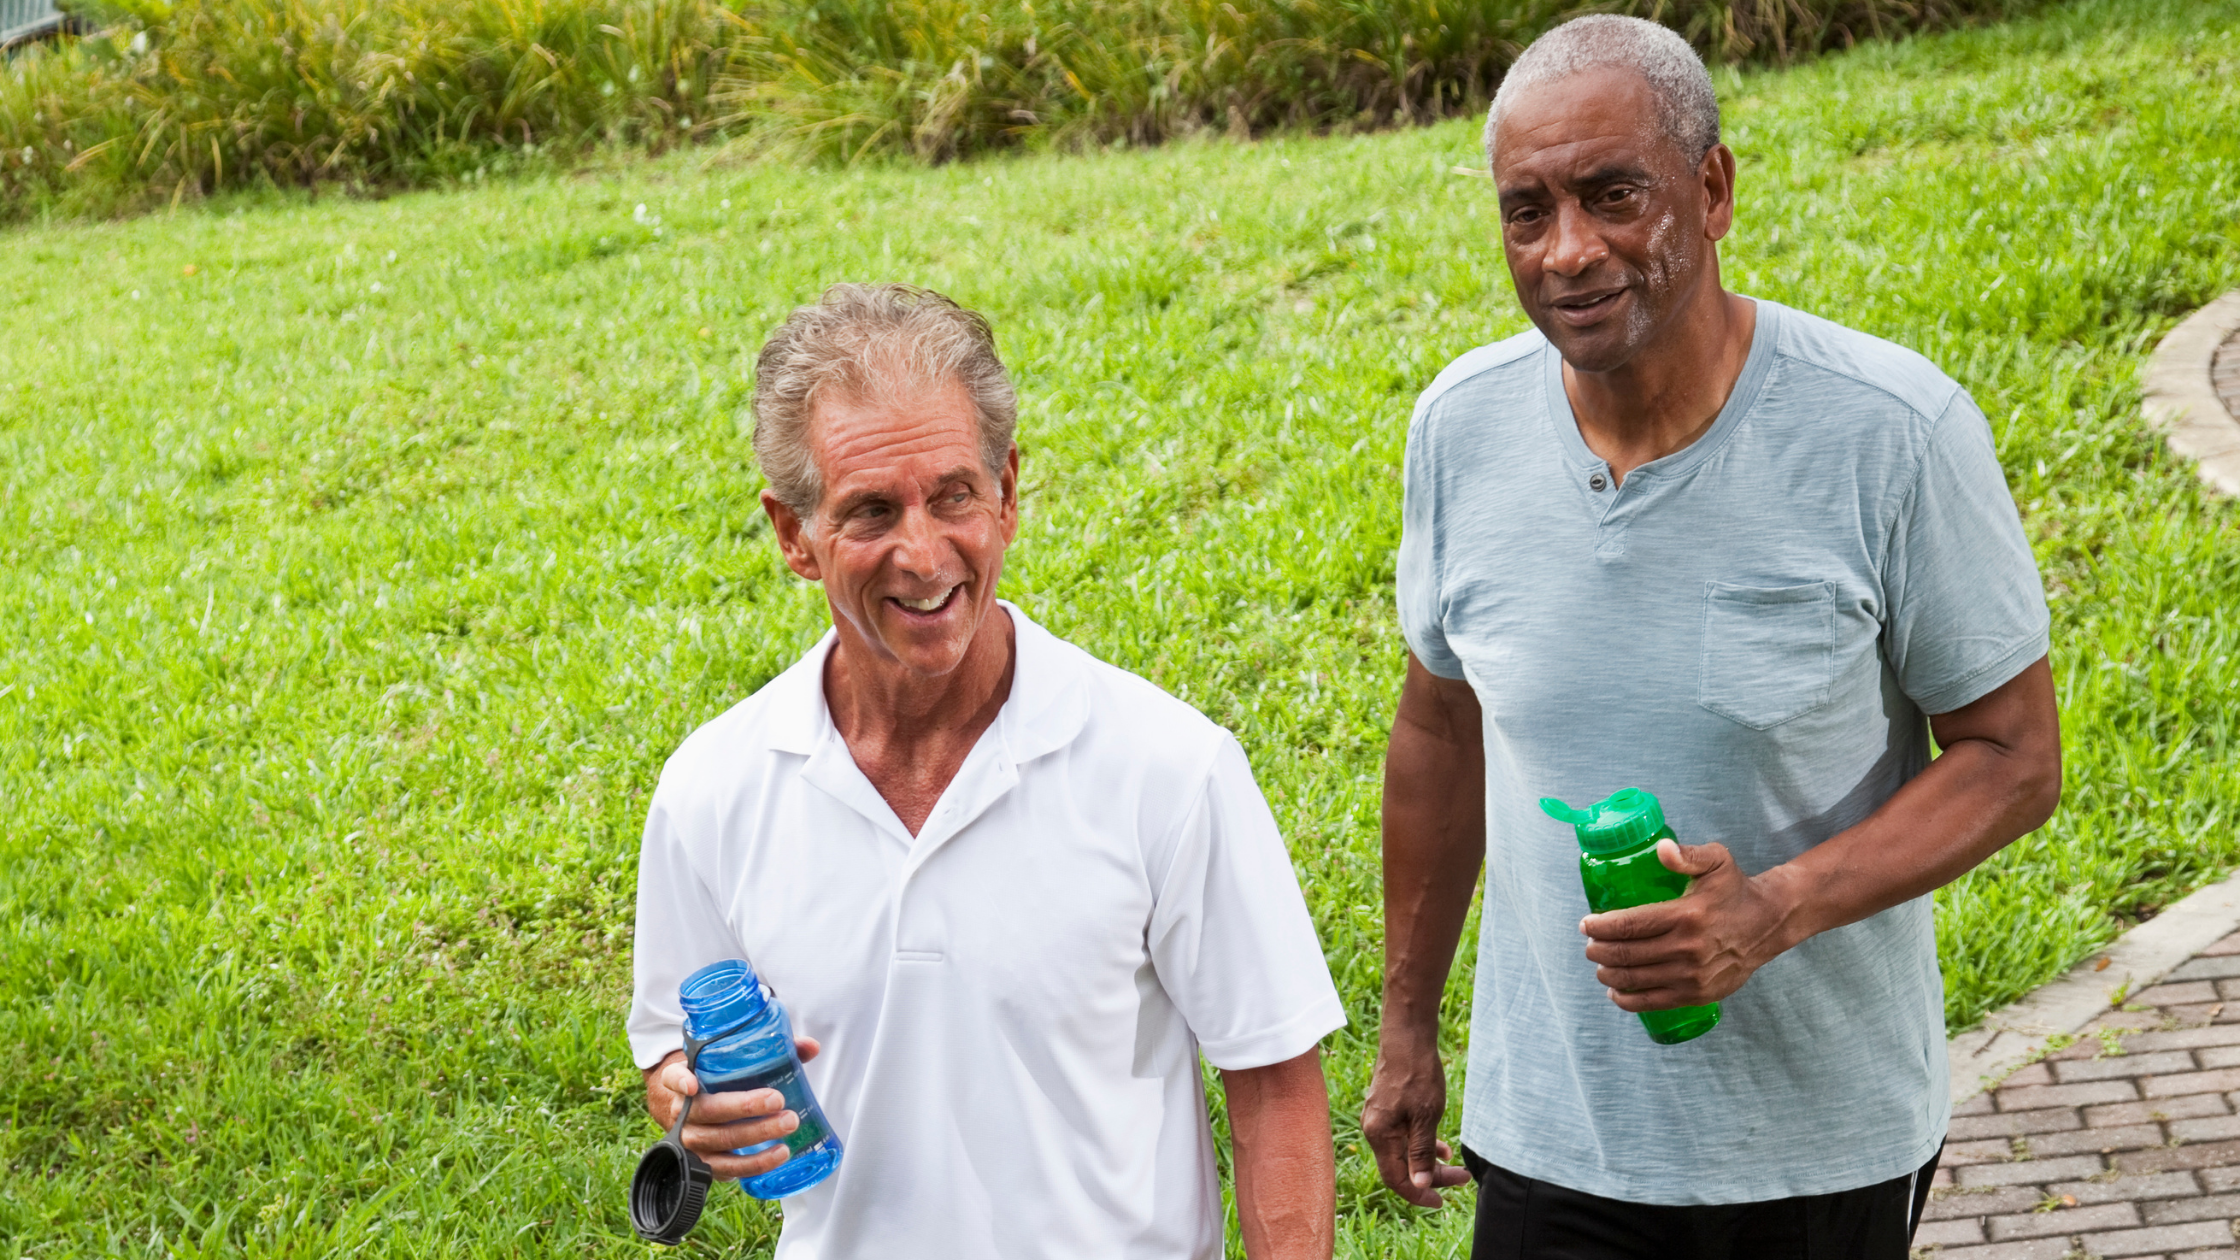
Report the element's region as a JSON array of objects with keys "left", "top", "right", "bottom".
[{"left": 679, "top": 959, "right": 844, "bottom": 1198}]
